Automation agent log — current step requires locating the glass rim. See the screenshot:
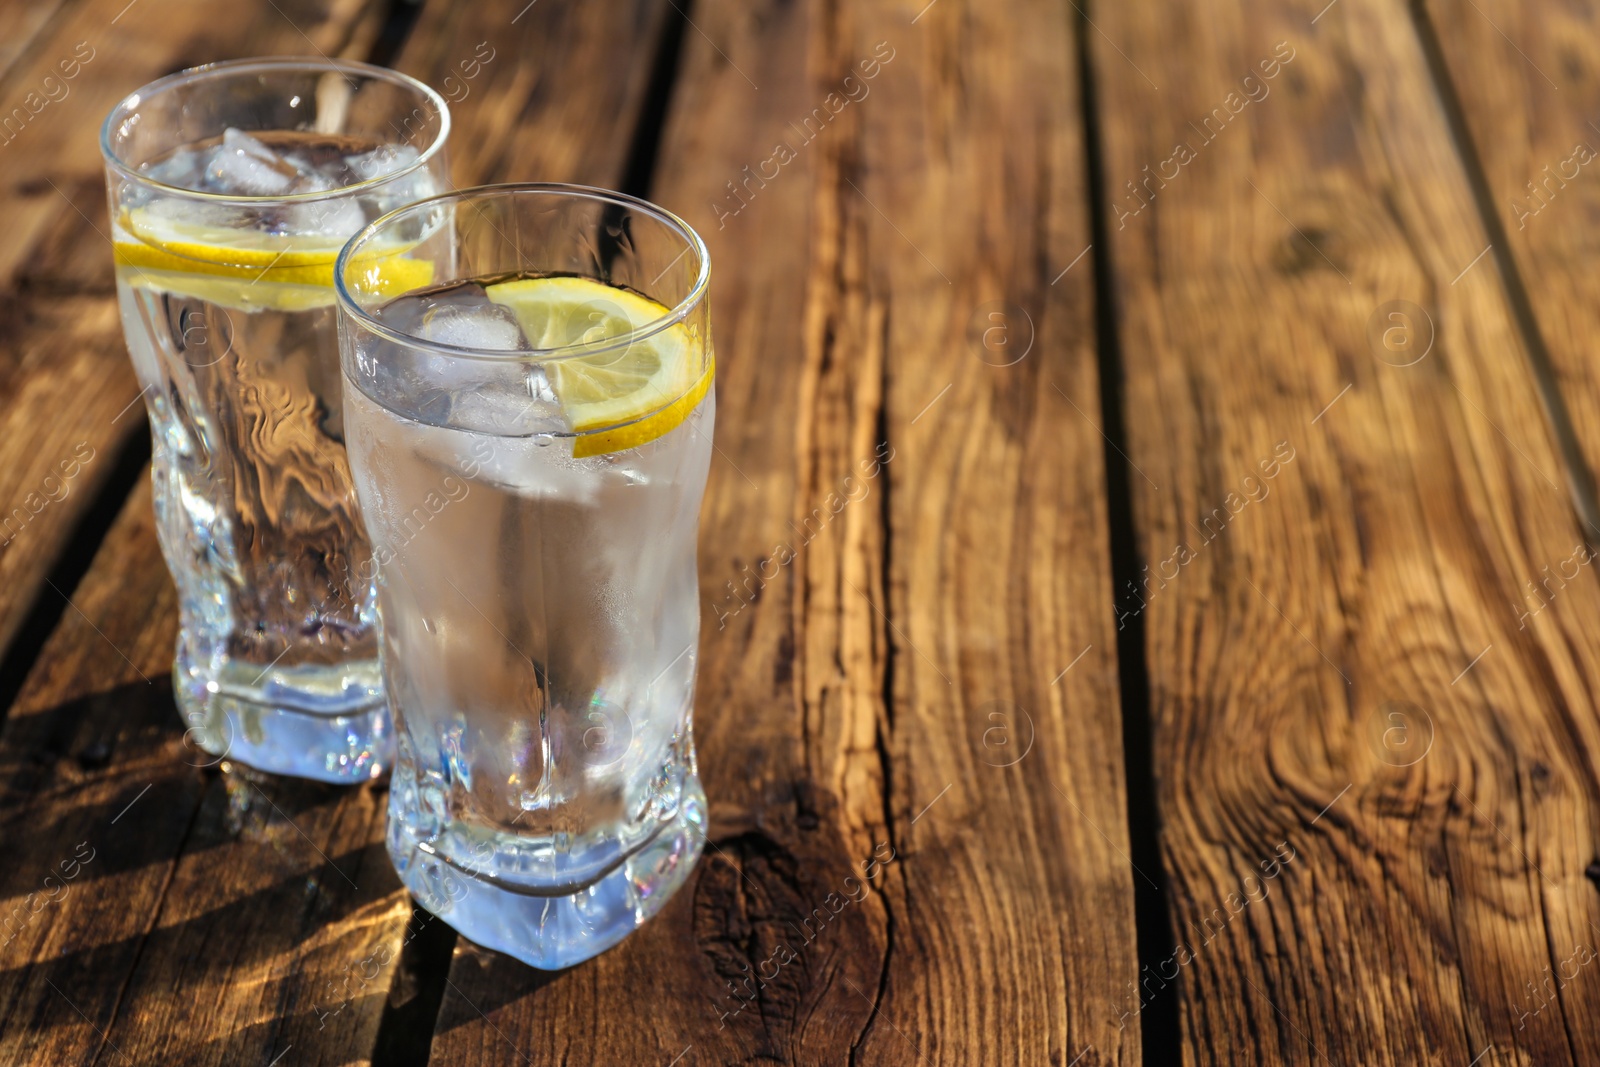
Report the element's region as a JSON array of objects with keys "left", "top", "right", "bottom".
[
  {"left": 334, "top": 182, "right": 712, "bottom": 364},
  {"left": 99, "top": 56, "right": 451, "bottom": 206}
]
